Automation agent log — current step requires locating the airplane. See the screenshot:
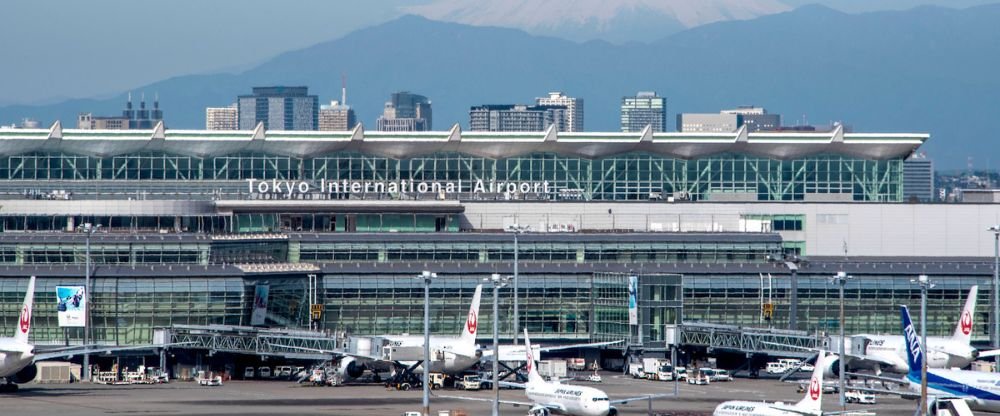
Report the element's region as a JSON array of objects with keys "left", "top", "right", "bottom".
[
  {"left": 821, "top": 285, "right": 1000, "bottom": 375},
  {"left": 890, "top": 304, "right": 1000, "bottom": 413},
  {"left": 713, "top": 352, "right": 832, "bottom": 416},
  {"left": 274, "top": 284, "right": 618, "bottom": 385},
  {"left": 1, "top": 276, "right": 176, "bottom": 392},
  {"left": 441, "top": 329, "right": 667, "bottom": 416}
]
